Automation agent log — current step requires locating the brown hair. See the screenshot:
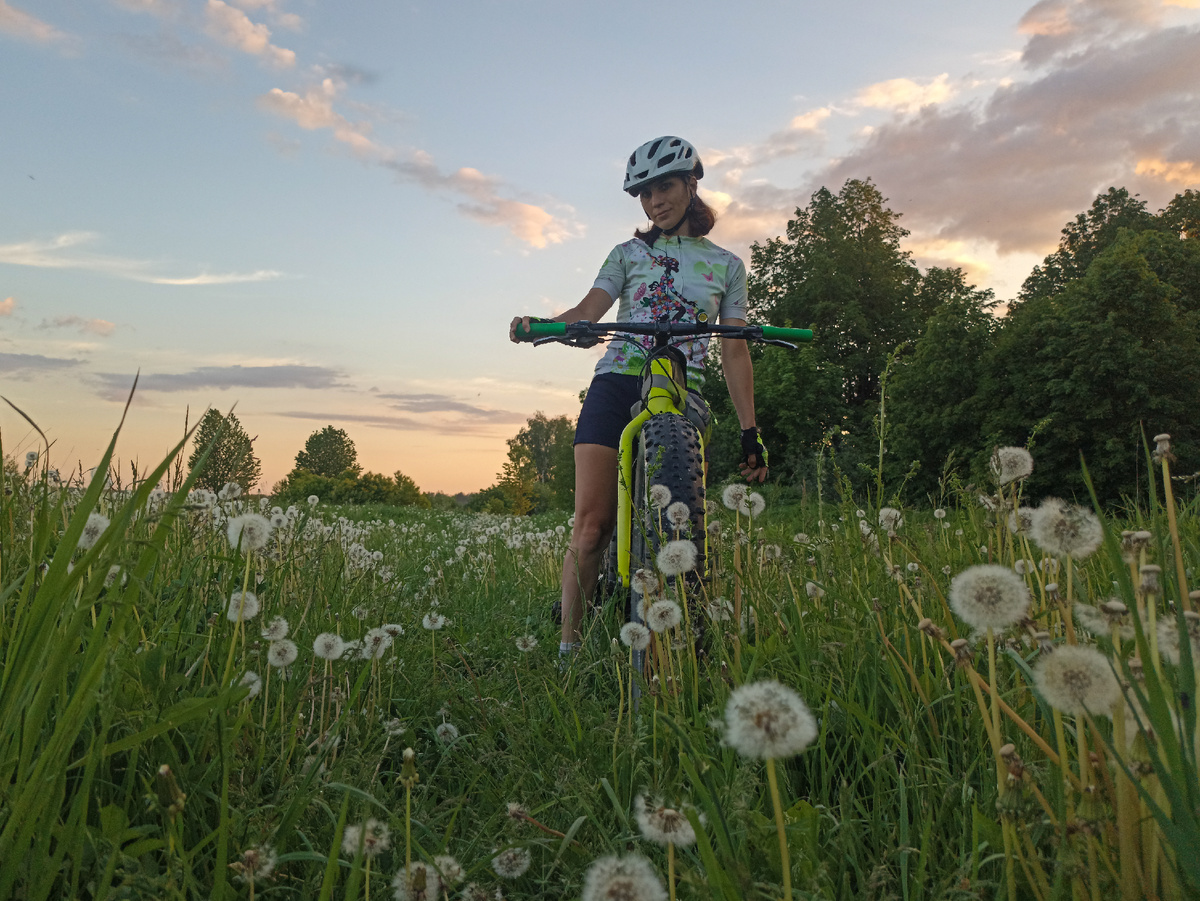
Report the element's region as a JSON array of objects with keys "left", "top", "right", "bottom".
[{"left": 633, "top": 181, "right": 717, "bottom": 247}]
